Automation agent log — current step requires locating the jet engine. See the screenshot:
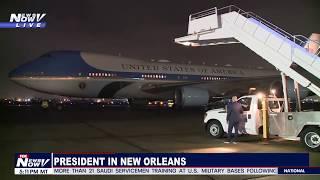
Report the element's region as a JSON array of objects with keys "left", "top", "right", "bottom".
[{"left": 174, "top": 87, "right": 209, "bottom": 107}]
